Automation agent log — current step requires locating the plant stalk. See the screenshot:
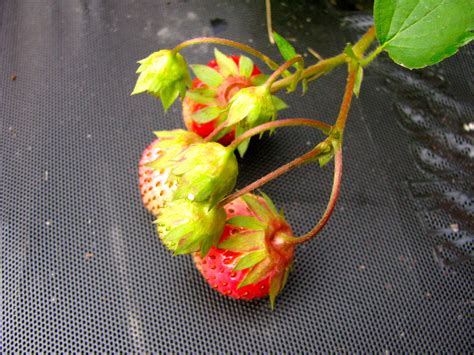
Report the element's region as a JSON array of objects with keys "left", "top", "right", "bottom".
[
  {"left": 173, "top": 37, "right": 279, "bottom": 70},
  {"left": 291, "top": 148, "right": 343, "bottom": 244},
  {"left": 265, "top": 55, "right": 303, "bottom": 89},
  {"left": 218, "top": 143, "right": 327, "bottom": 209},
  {"left": 270, "top": 25, "right": 376, "bottom": 93},
  {"left": 335, "top": 64, "right": 357, "bottom": 131},
  {"left": 227, "top": 118, "right": 331, "bottom": 150}
]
